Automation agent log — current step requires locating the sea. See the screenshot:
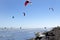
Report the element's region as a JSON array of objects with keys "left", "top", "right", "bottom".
[{"left": 0, "top": 28, "right": 52, "bottom": 40}]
